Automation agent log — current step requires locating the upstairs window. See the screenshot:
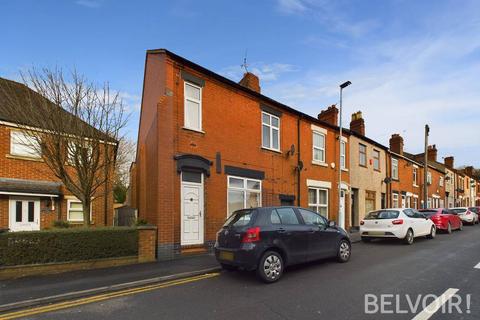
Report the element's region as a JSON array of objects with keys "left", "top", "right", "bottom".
[
  {"left": 312, "top": 132, "right": 326, "bottom": 163},
  {"left": 340, "top": 140, "right": 346, "bottom": 169},
  {"left": 10, "top": 130, "right": 41, "bottom": 158},
  {"left": 359, "top": 143, "right": 367, "bottom": 167},
  {"left": 413, "top": 168, "right": 418, "bottom": 186},
  {"left": 392, "top": 158, "right": 399, "bottom": 180},
  {"left": 427, "top": 172, "right": 432, "bottom": 184},
  {"left": 184, "top": 82, "right": 202, "bottom": 131},
  {"left": 373, "top": 149, "right": 380, "bottom": 171},
  {"left": 439, "top": 177, "right": 444, "bottom": 187},
  {"left": 261, "top": 112, "right": 280, "bottom": 151}
]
